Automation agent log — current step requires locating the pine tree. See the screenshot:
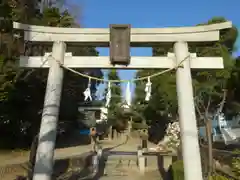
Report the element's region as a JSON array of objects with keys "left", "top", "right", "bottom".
[{"left": 105, "top": 70, "right": 122, "bottom": 125}]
